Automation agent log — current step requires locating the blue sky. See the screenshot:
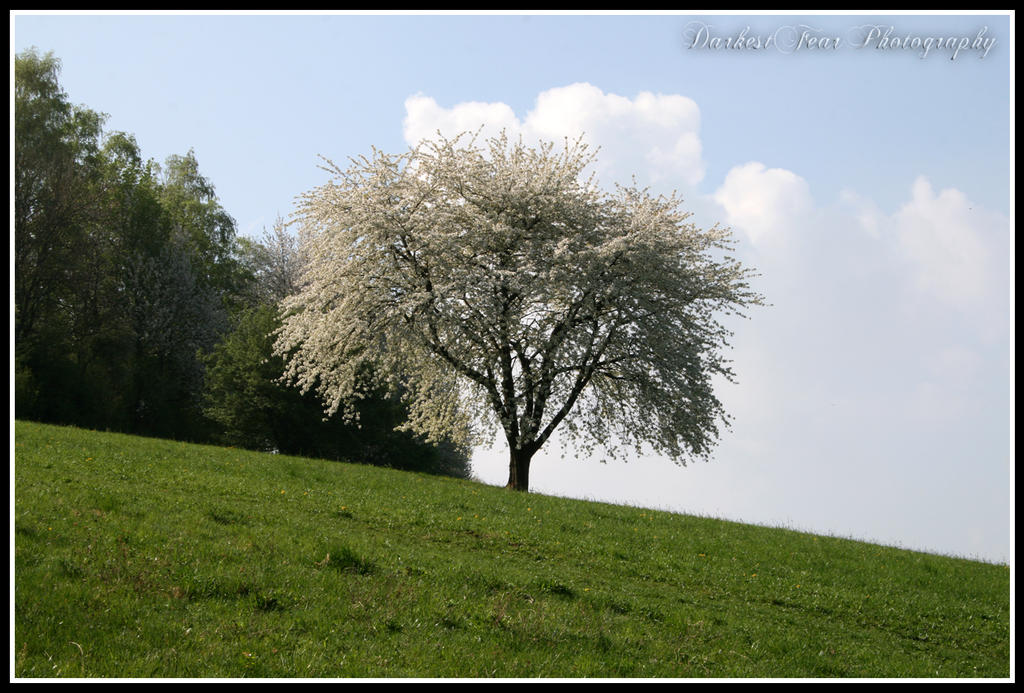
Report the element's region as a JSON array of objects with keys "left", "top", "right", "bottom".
[{"left": 11, "top": 11, "right": 1013, "bottom": 563}]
